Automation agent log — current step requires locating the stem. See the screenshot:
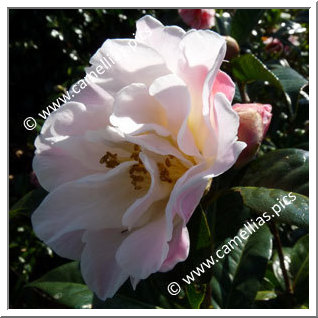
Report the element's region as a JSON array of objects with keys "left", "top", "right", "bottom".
[
  {"left": 269, "top": 222, "right": 293, "bottom": 295},
  {"left": 202, "top": 284, "right": 212, "bottom": 308},
  {"left": 238, "top": 82, "right": 250, "bottom": 103}
]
